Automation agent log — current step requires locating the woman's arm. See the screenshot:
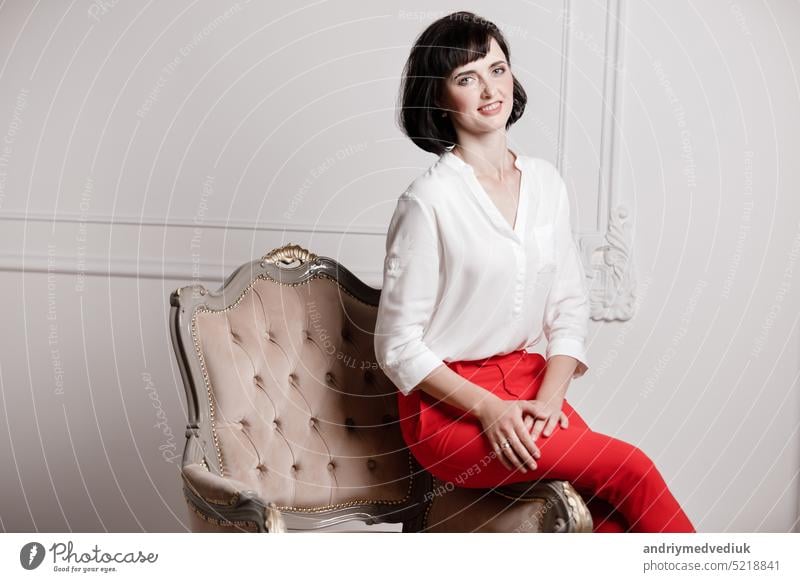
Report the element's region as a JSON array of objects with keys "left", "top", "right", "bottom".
[
  {"left": 542, "top": 168, "right": 590, "bottom": 380},
  {"left": 374, "top": 190, "right": 524, "bottom": 419},
  {"left": 529, "top": 166, "right": 592, "bottom": 439},
  {"left": 414, "top": 362, "right": 502, "bottom": 420},
  {"left": 374, "top": 192, "right": 445, "bottom": 394},
  {"left": 535, "top": 355, "right": 579, "bottom": 406}
]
